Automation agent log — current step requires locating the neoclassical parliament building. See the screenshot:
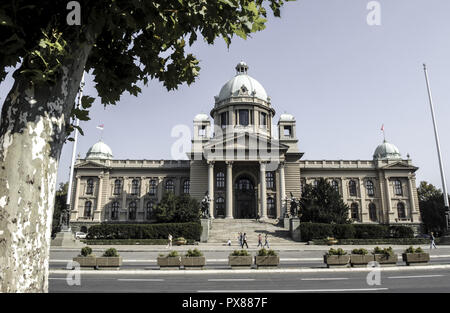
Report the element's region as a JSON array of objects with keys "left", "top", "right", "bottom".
[{"left": 69, "top": 62, "right": 422, "bottom": 232}]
